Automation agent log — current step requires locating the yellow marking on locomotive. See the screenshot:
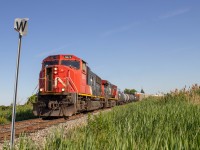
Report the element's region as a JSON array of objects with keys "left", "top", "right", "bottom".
[
  {"left": 78, "top": 93, "right": 105, "bottom": 99},
  {"left": 39, "top": 93, "right": 118, "bottom": 100},
  {"left": 78, "top": 93, "right": 93, "bottom": 97},
  {"left": 108, "top": 98, "right": 118, "bottom": 101},
  {"left": 39, "top": 92, "right": 62, "bottom": 95}
]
